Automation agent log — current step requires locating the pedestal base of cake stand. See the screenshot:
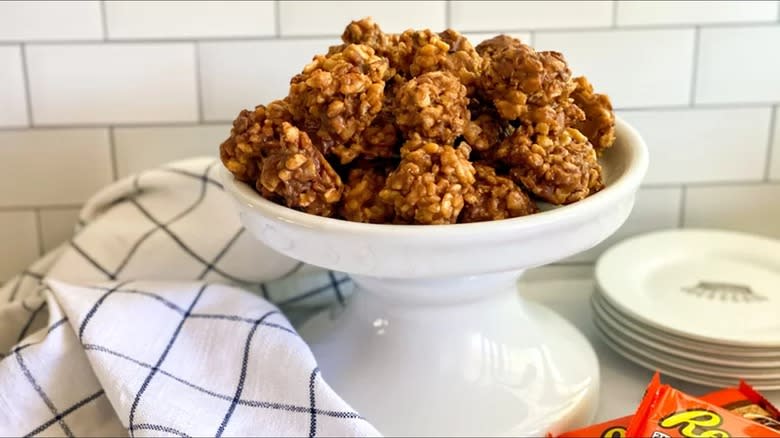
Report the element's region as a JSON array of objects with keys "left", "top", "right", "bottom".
[{"left": 298, "top": 271, "right": 599, "bottom": 437}]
